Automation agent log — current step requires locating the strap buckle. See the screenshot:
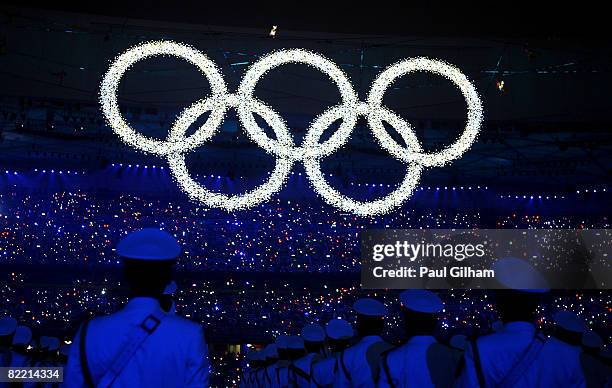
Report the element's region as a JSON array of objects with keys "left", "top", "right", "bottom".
[{"left": 140, "top": 314, "right": 161, "bottom": 334}]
